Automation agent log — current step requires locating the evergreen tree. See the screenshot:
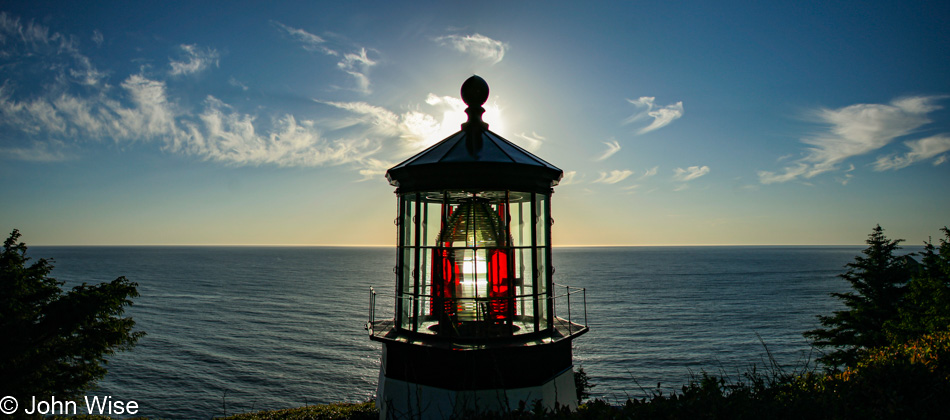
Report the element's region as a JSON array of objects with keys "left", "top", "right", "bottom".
[
  {"left": 887, "top": 227, "right": 950, "bottom": 343},
  {"left": 804, "top": 225, "right": 911, "bottom": 368},
  {"left": 0, "top": 229, "right": 144, "bottom": 410}
]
